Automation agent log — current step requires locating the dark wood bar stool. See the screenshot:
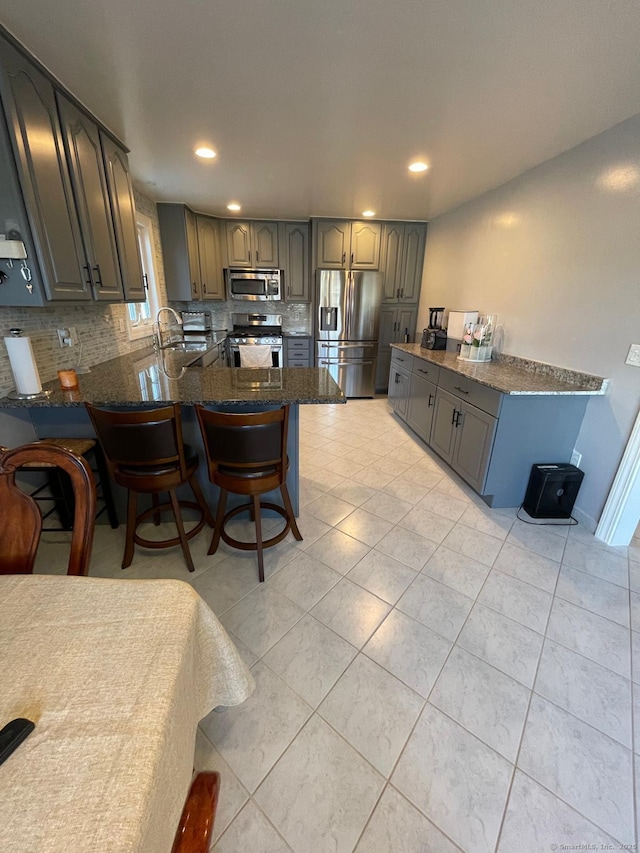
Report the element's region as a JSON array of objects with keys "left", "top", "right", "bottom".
[
  {"left": 17, "top": 437, "right": 118, "bottom": 531},
  {"left": 86, "top": 403, "right": 214, "bottom": 572},
  {"left": 195, "top": 405, "right": 303, "bottom": 582}
]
